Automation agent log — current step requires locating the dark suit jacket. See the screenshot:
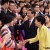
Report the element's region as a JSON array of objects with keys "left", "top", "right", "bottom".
[
  {"left": 20, "top": 19, "right": 39, "bottom": 50},
  {"left": 1, "top": 8, "right": 13, "bottom": 18},
  {"left": 1, "top": 8, "right": 7, "bottom": 17}
]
